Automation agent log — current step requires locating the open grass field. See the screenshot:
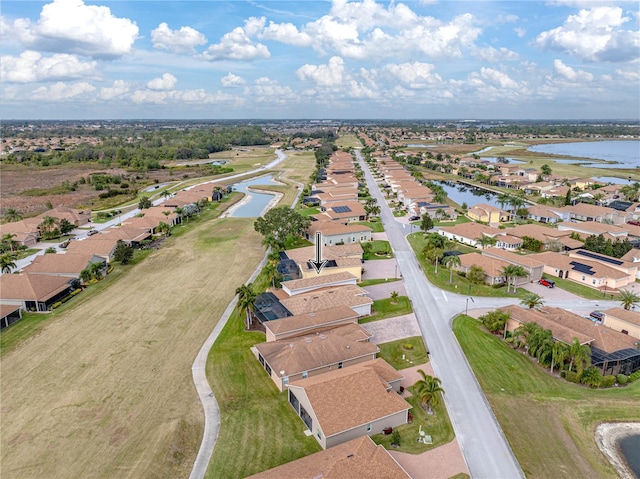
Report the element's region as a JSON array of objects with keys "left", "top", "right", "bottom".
[
  {"left": 335, "top": 134, "right": 363, "bottom": 150},
  {"left": 0, "top": 203, "right": 268, "bottom": 478},
  {"left": 453, "top": 315, "right": 640, "bottom": 479}
]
